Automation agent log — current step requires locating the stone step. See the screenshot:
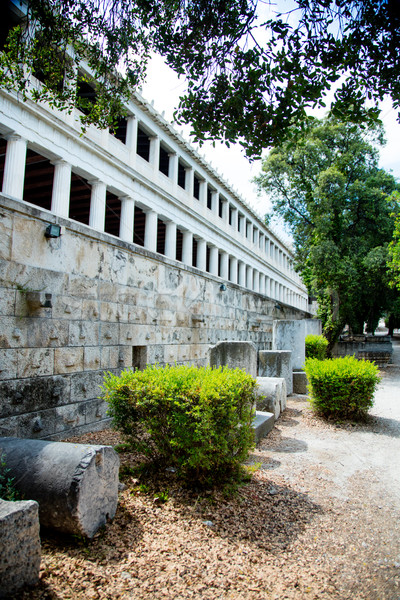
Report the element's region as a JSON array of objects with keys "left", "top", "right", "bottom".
[{"left": 253, "top": 411, "right": 275, "bottom": 442}]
